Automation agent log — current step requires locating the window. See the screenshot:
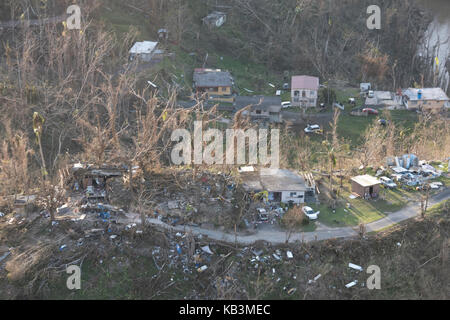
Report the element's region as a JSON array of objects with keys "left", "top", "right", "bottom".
[
  {"left": 290, "top": 192, "right": 297, "bottom": 197},
  {"left": 256, "top": 110, "right": 262, "bottom": 115},
  {"left": 302, "top": 91, "right": 306, "bottom": 97}
]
